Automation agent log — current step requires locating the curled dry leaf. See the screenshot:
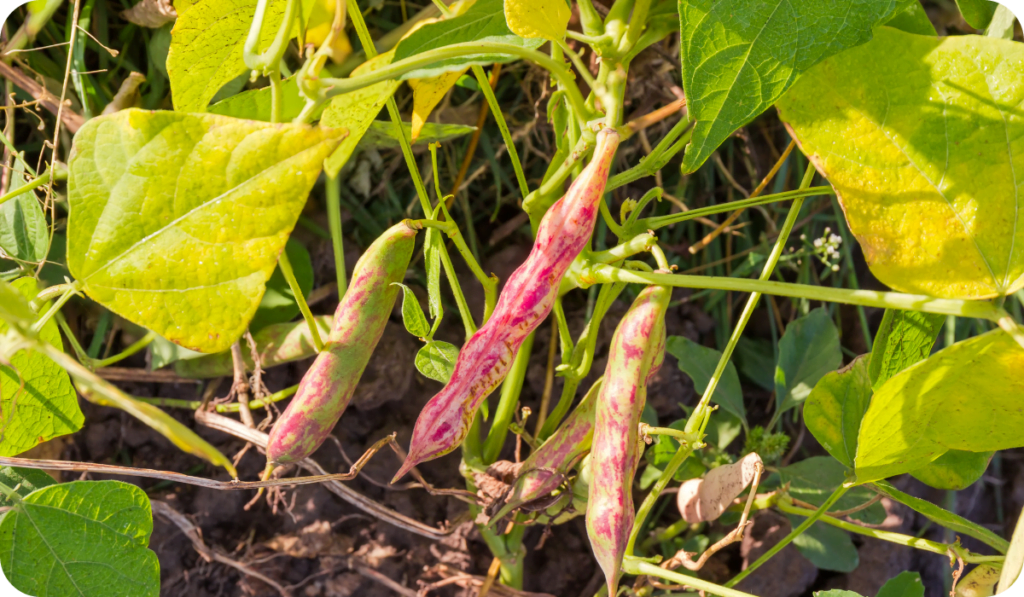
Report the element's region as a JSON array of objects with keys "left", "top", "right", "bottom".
[
  {"left": 677, "top": 452, "right": 763, "bottom": 523},
  {"left": 122, "top": 0, "right": 177, "bottom": 28},
  {"left": 101, "top": 72, "right": 146, "bottom": 115}
]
